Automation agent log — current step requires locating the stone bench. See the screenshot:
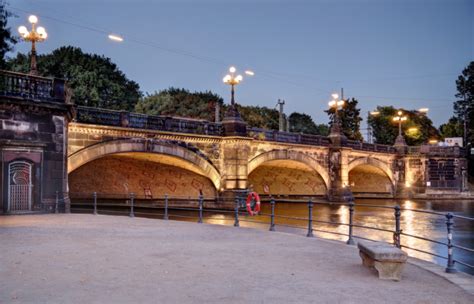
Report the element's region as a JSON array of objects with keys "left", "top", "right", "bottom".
[{"left": 358, "top": 241, "right": 408, "bottom": 281}]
